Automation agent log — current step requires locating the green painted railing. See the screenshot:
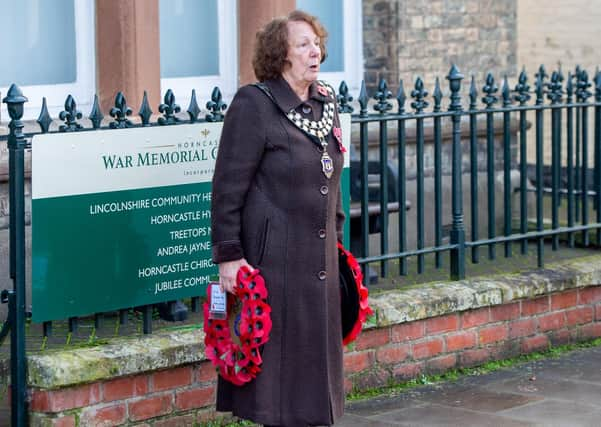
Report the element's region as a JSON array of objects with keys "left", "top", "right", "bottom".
[{"left": 341, "top": 65, "right": 601, "bottom": 283}]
